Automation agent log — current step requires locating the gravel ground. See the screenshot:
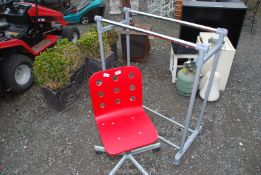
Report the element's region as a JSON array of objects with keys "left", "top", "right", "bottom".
[{"left": 0, "top": 1, "right": 260, "bottom": 175}]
